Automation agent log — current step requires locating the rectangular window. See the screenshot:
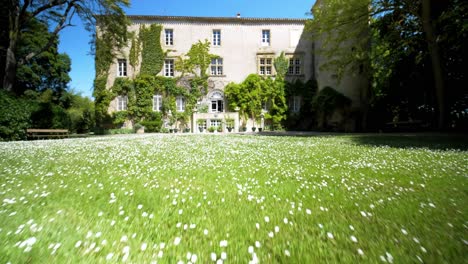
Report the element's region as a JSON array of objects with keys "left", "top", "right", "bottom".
[
  {"left": 210, "top": 119, "right": 221, "bottom": 128},
  {"left": 258, "top": 56, "right": 273, "bottom": 76},
  {"left": 211, "top": 100, "right": 224, "bottom": 113},
  {"left": 117, "top": 59, "right": 127, "bottom": 77},
  {"left": 210, "top": 58, "right": 223, "bottom": 76},
  {"left": 212, "top": 30, "right": 221, "bottom": 46},
  {"left": 287, "top": 56, "right": 303, "bottom": 76},
  {"left": 262, "top": 30, "right": 270, "bottom": 46},
  {"left": 165, "top": 29, "right": 173, "bottom": 45},
  {"left": 117, "top": 95, "right": 128, "bottom": 111},
  {"left": 153, "top": 94, "right": 162, "bottom": 111},
  {"left": 176, "top": 96, "right": 185, "bottom": 112},
  {"left": 289, "top": 96, "right": 301, "bottom": 113},
  {"left": 164, "top": 59, "right": 174, "bottom": 77}
]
